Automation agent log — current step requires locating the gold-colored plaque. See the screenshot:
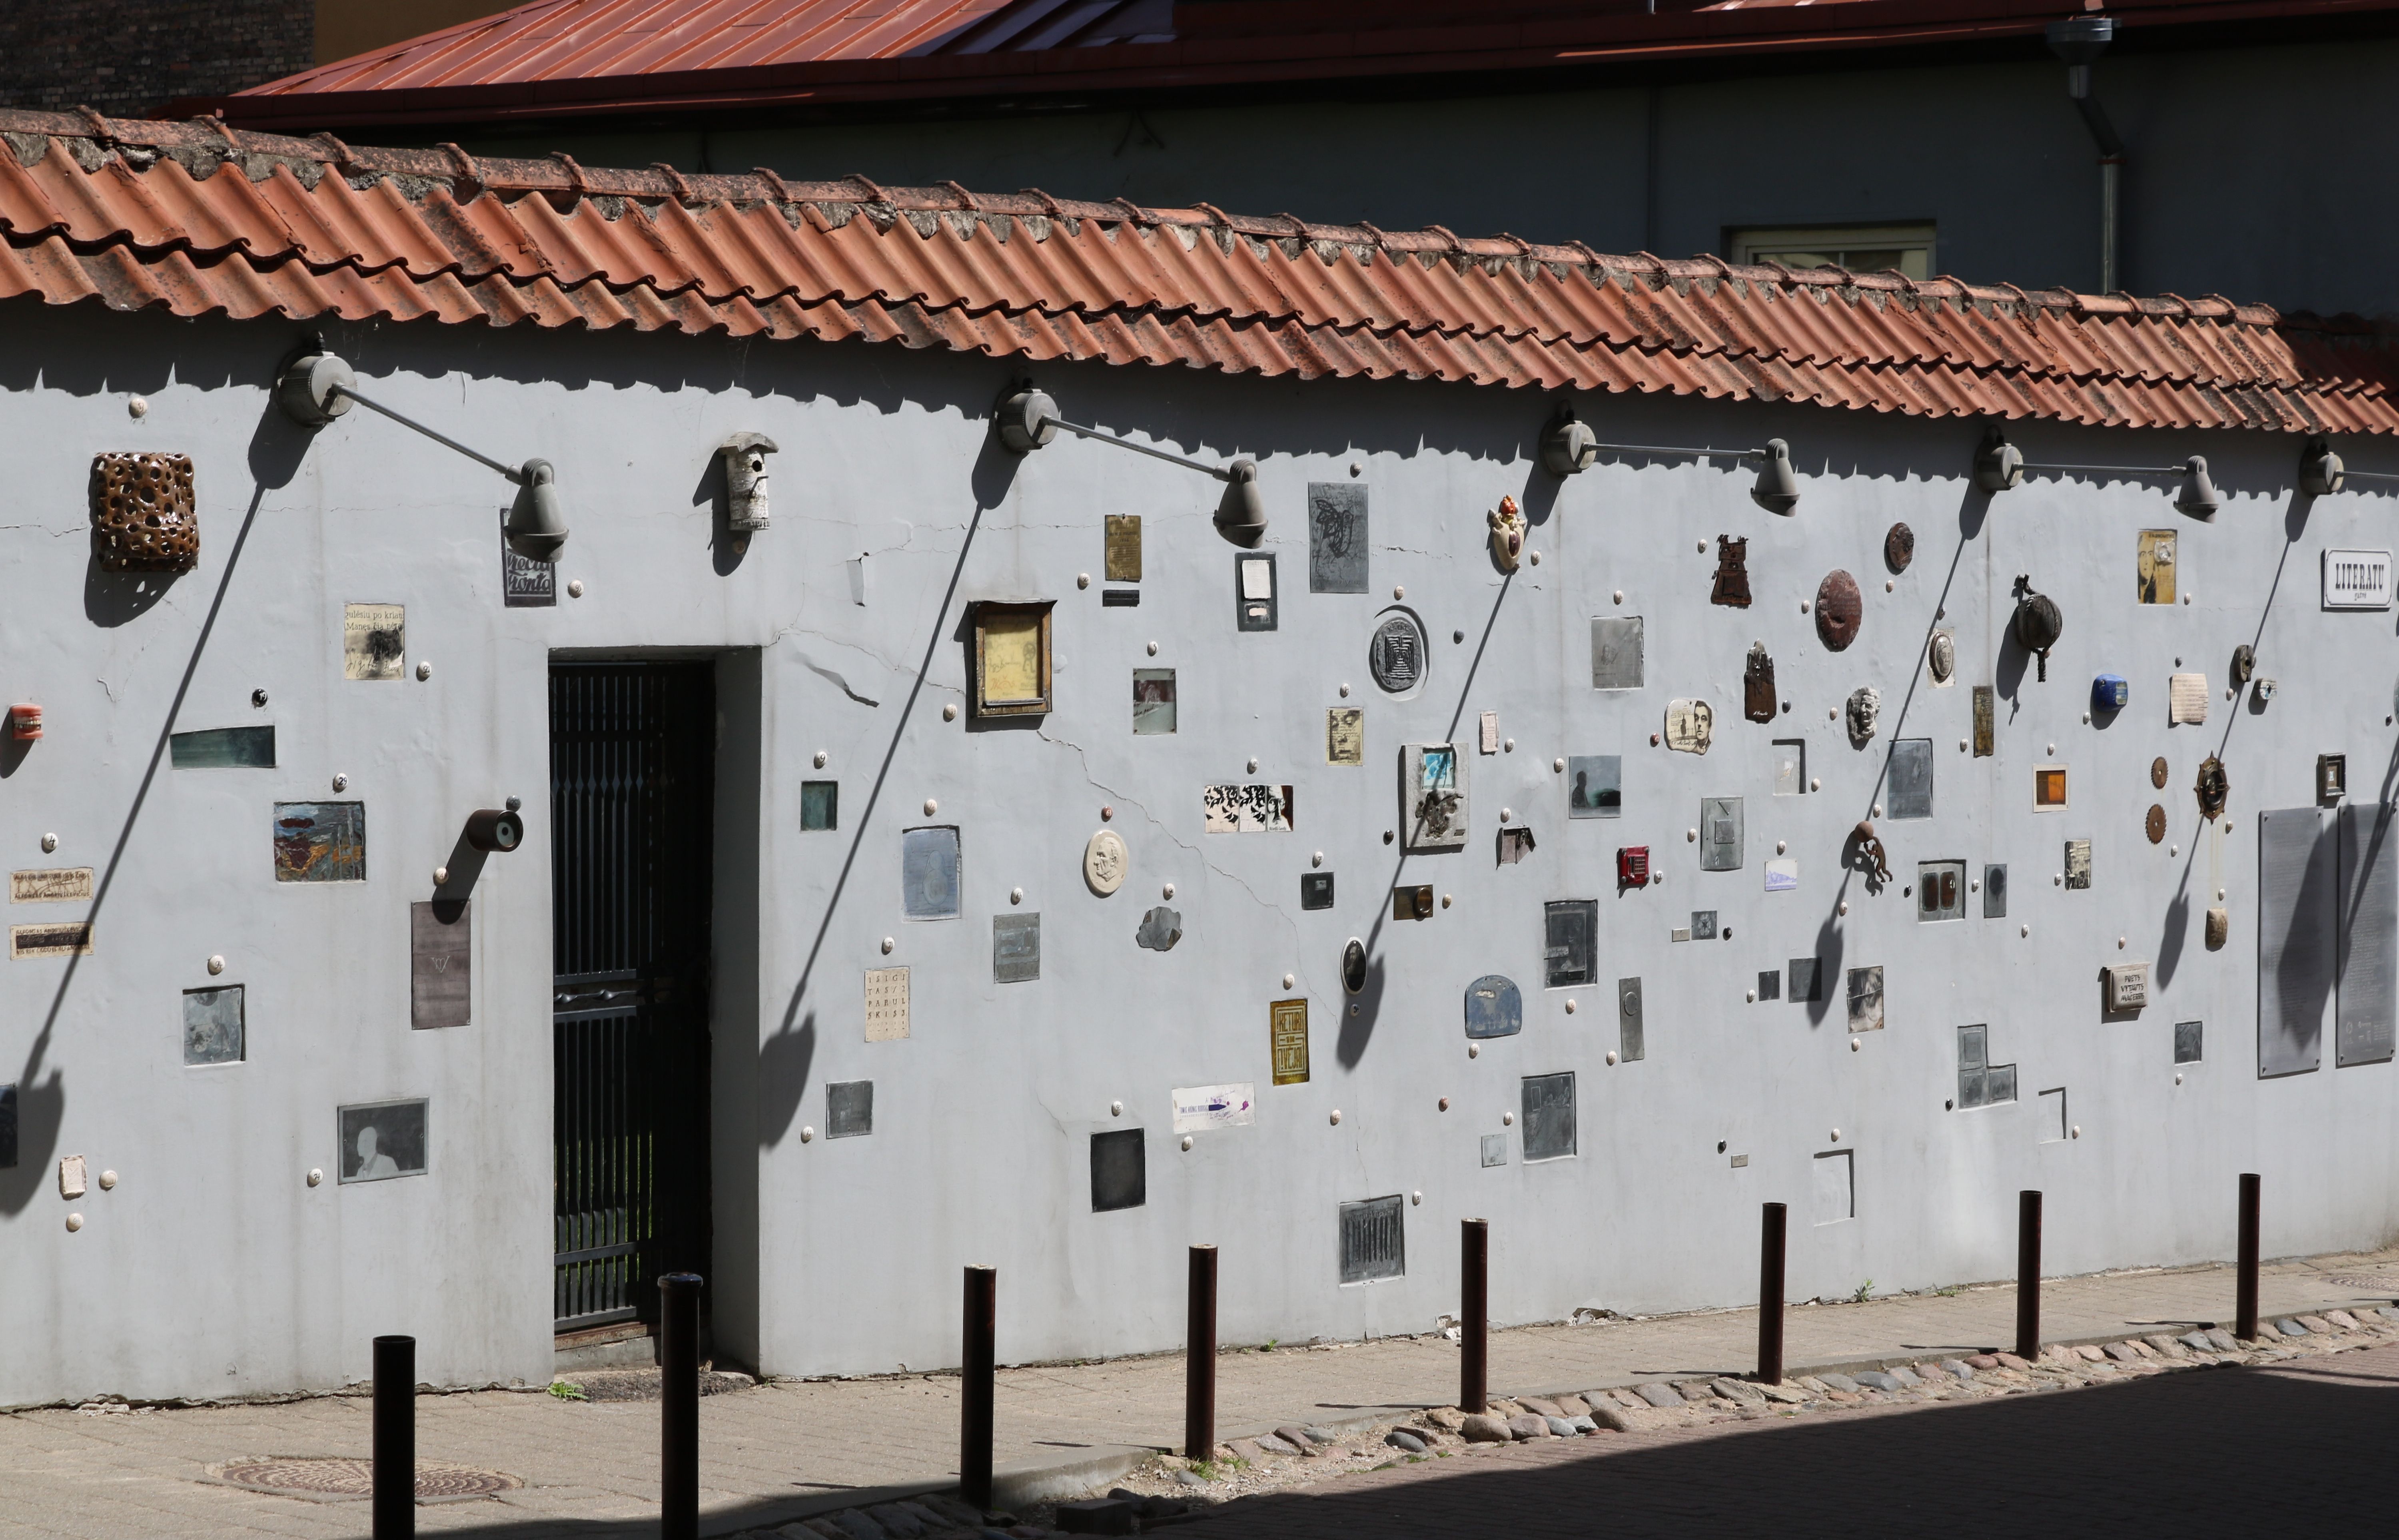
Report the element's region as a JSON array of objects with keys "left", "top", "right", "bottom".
[
  {"left": 1270, "top": 998, "right": 1309, "bottom": 1085},
  {"left": 2136, "top": 529, "right": 2177, "bottom": 605},
  {"left": 1972, "top": 684, "right": 1995, "bottom": 758},
  {"left": 970, "top": 601, "right": 1054, "bottom": 717},
  {"left": 1104, "top": 515, "right": 1142, "bottom": 582}
]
